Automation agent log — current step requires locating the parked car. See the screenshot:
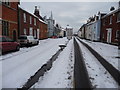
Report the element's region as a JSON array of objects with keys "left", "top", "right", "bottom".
[
  {"left": 18, "top": 35, "right": 39, "bottom": 46},
  {"left": 34, "top": 37, "right": 39, "bottom": 45},
  {"left": 0, "top": 36, "right": 20, "bottom": 55}
]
